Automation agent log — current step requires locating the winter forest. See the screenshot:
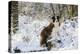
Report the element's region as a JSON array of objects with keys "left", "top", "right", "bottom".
[{"left": 8, "top": 1, "right": 78, "bottom": 53}]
